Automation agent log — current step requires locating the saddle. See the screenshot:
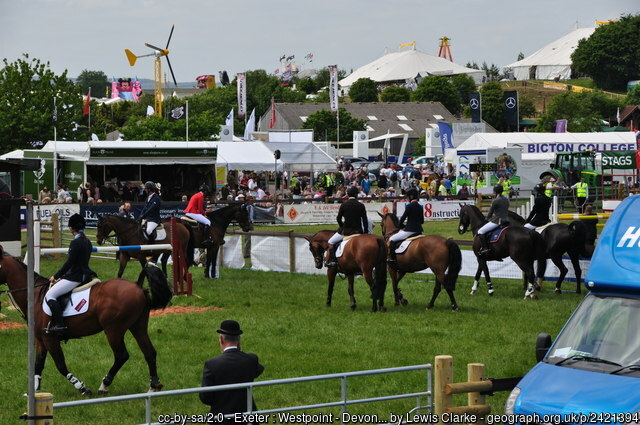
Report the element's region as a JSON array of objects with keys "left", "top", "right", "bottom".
[
  {"left": 43, "top": 278, "right": 101, "bottom": 318},
  {"left": 394, "top": 234, "right": 424, "bottom": 254},
  {"left": 179, "top": 216, "right": 216, "bottom": 246},
  {"left": 140, "top": 222, "right": 166, "bottom": 242},
  {"left": 487, "top": 225, "right": 509, "bottom": 243}
]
